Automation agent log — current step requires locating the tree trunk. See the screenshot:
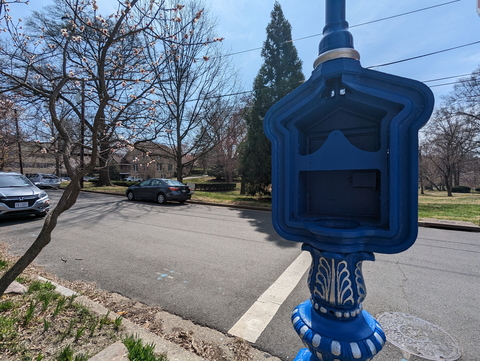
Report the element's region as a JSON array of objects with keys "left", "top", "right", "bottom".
[
  {"left": 97, "top": 137, "right": 112, "bottom": 186},
  {"left": 0, "top": 180, "right": 81, "bottom": 296},
  {"left": 97, "top": 159, "right": 111, "bottom": 186},
  {"left": 445, "top": 175, "right": 453, "bottom": 197},
  {"left": 55, "top": 153, "right": 61, "bottom": 177},
  {"left": 176, "top": 164, "right": 183, "bottom": 182},
  {"left": 454, "top": 169, "right": 460, "bottom": 187}
]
